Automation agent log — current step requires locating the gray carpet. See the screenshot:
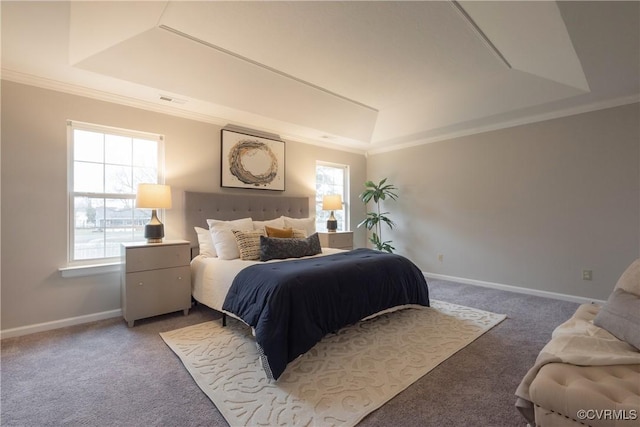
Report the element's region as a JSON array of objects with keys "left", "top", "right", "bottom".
[{"left": 0, "top": 279, "right": 579, "bottom": 426}]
